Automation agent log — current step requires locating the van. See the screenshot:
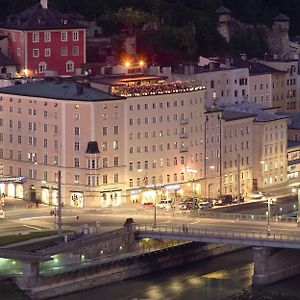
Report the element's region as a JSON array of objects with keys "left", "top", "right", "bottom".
[{"left": 0, "top": 210, "right": 5, "bottom": 219}]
